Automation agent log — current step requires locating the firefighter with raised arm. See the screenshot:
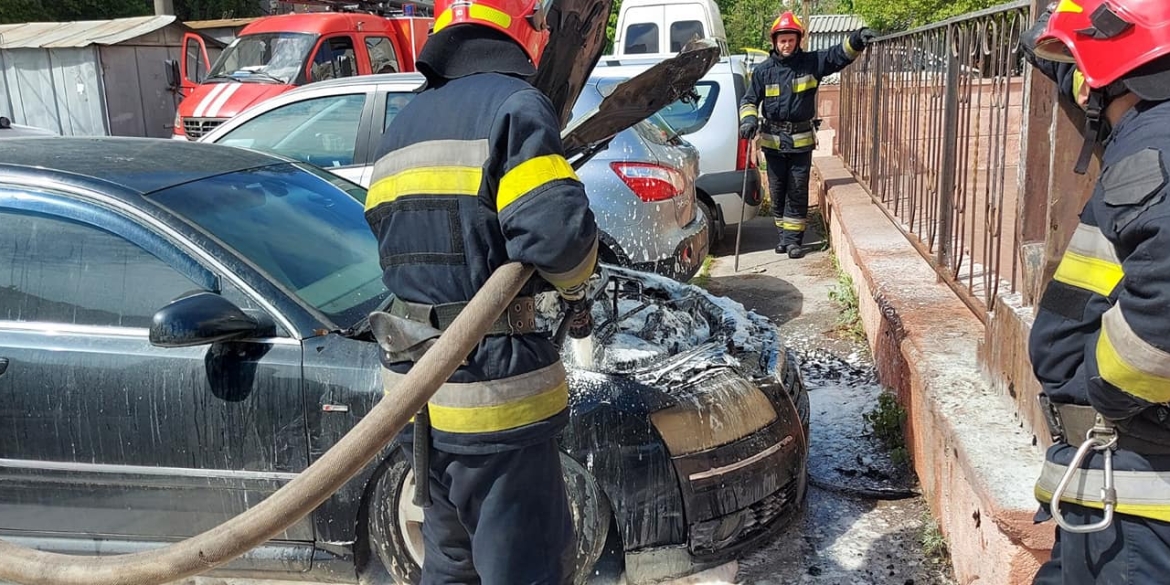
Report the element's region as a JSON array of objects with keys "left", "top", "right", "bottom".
[
  {"left": 363, "top": 0, "right": 599, "bottom": 581},
  {"left": 1020, "top": 0, "right": 1170, "bottom": 581},
  {"left": 738, "top": 12, "right": 874, "bottom": 258}
]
